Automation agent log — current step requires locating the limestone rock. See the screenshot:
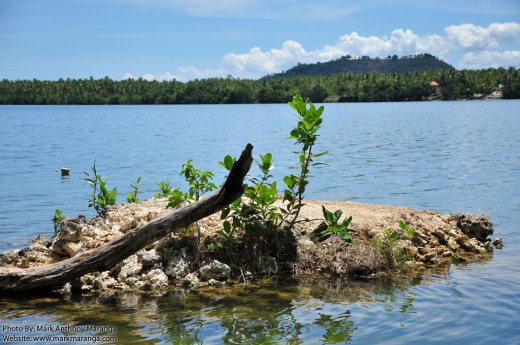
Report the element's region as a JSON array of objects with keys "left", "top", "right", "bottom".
[
  {"left": 199, "top": 260, "right": 231, "bottom": 281},
  {"left": 182, "top": 272, "right": 200, "bottom": 288},
  {"left": 139, "top": 248, "right": 162, "bottom": 269},
  {"left": 164, "top": 250, "right": 190, "bottom": 278},
  {"left": 56, "top": 221, "right": 83, "bottom": 242},
  {"left": 0, "top": 250, "right": 21, "bottom": 266},
  {"left": 61, "top": 241, "right": 82, "bottom": 257},
  {"left": 208, "top": 279, "right": 225, "bottom": 287},
  {"left": 92, "top": 275, "right": 118, "bottom": 290},
  {"left": 455, "top": 214, "right": 493, "bottom": 242},
  {"left": 141, "top": 269, "right": 169, "bottom": 290},
  {"left": 117, "top": 255, "right": 142, "bottom": 281},
  {"left": 257, "top": 256, "right": 278, "bottom": 275},
  {"left": 492, "top": 237, "right": 504, "bottom": 249}
]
